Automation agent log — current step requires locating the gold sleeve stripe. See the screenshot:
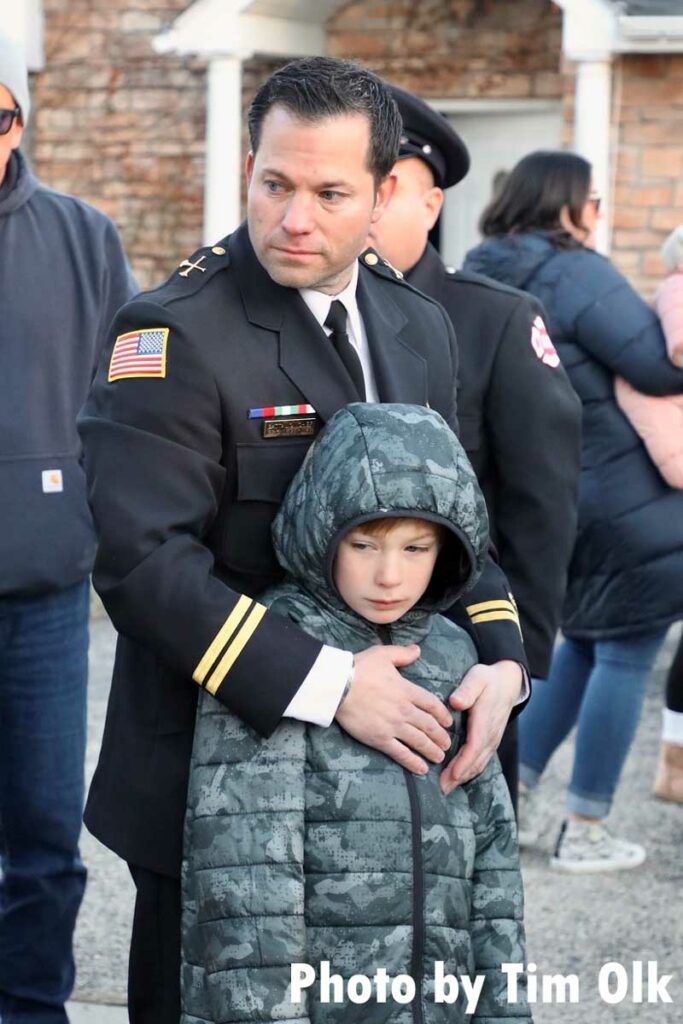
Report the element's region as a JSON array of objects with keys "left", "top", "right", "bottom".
[
  {"left": 469, "top": 610, "right": 520, "bottom": 625},
  {"left": 193, "top": 594, "right": 253, "bottom": 685},
  {"left": 466, "top": 599, "right": 518, "bottom": 616},
  {"left": 205, "top": 602, "right": 267, "bottom": 697}
]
